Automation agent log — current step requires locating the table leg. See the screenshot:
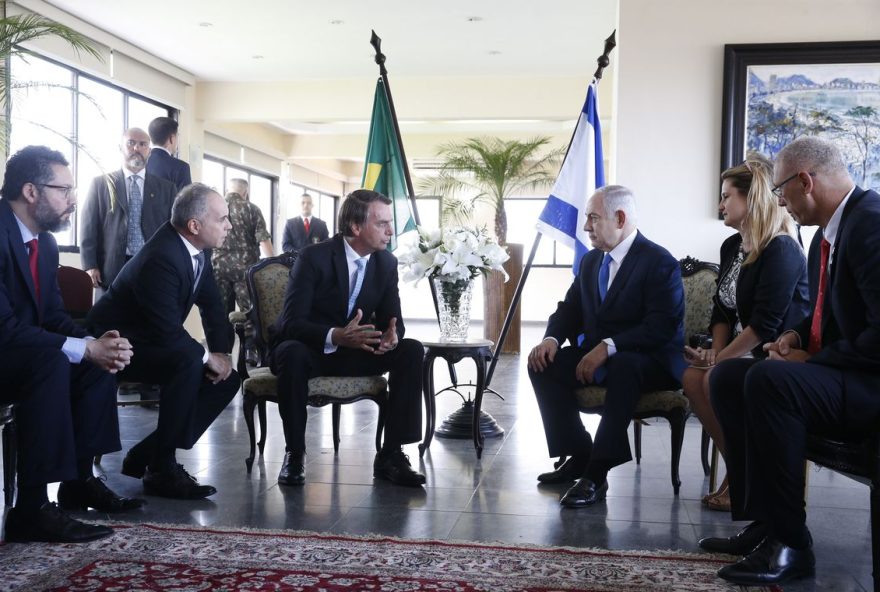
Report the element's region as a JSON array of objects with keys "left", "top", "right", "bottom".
[
  {"left": 473, "top": 352, "right": 487, "bottom": 459},
  {"left": 419, "top": 353, "right": 437, "bottom": 457}
]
